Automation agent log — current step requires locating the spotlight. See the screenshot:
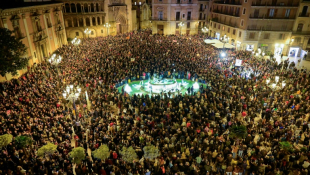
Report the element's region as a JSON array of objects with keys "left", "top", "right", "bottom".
[
  {"left": 193, "top": 82, "right": 199, "bottom": 89},
  {"left": 221, "top": 53, "right": 226, "bottom": 57}
]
